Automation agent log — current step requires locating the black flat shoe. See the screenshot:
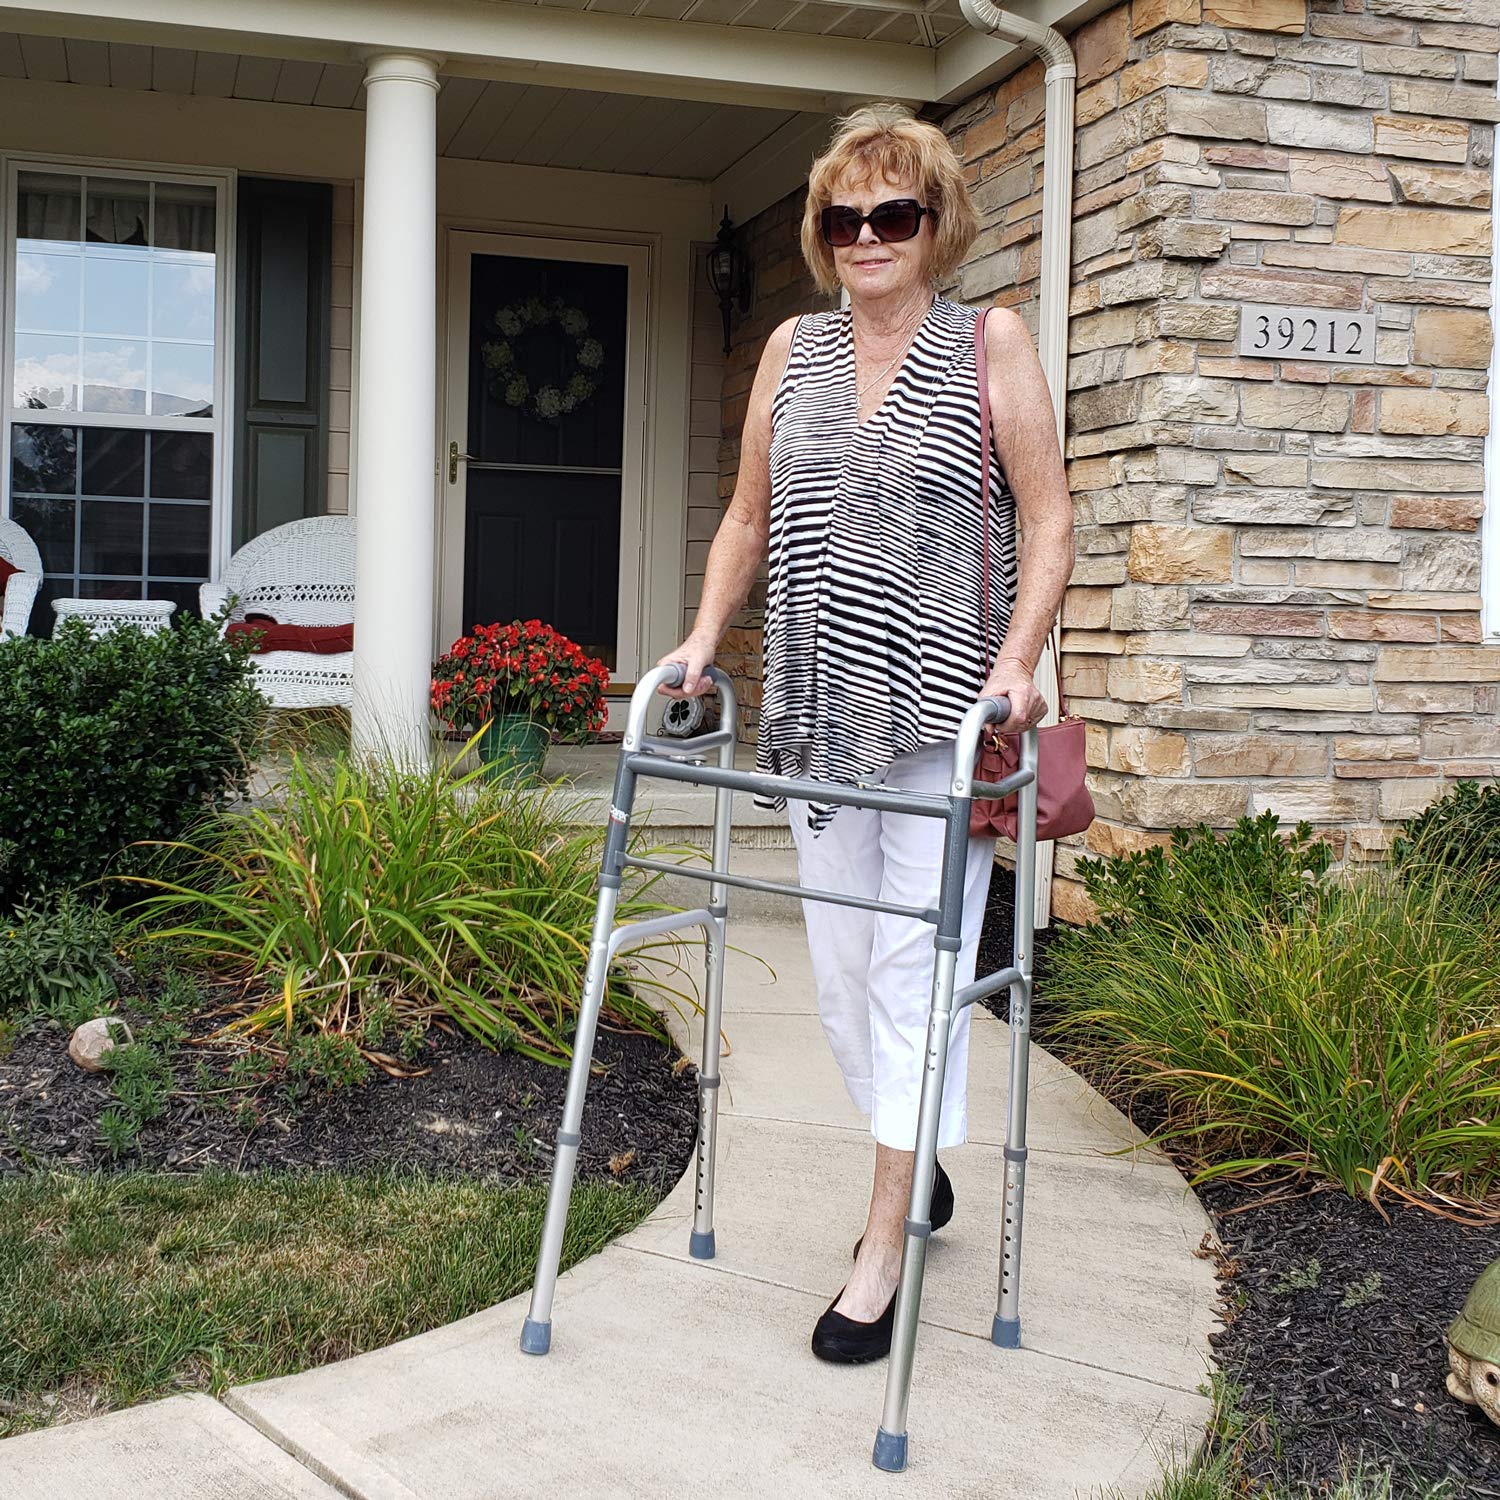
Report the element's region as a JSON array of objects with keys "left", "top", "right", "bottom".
[
  {"left": 853, "top": 1160, "right": 954, "bottom": 1259},
  {"left": 811, "top": 1284, "right": 897, "bottom": 1364}
]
